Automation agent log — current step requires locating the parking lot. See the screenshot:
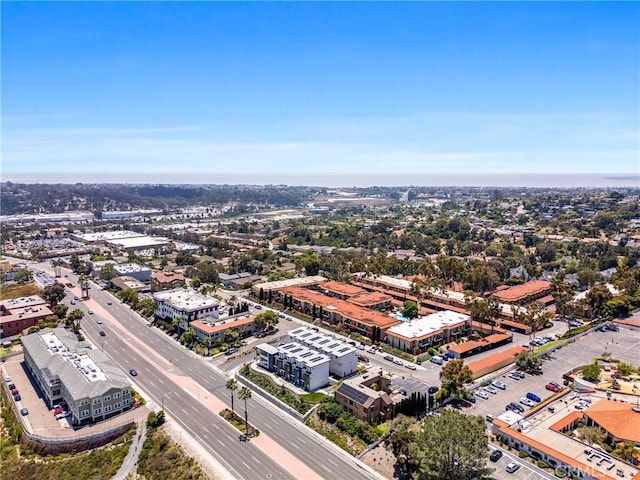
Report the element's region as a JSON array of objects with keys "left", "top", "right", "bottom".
[{"left": 467, "top": 324, "right": 640, "bottom": 420}]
